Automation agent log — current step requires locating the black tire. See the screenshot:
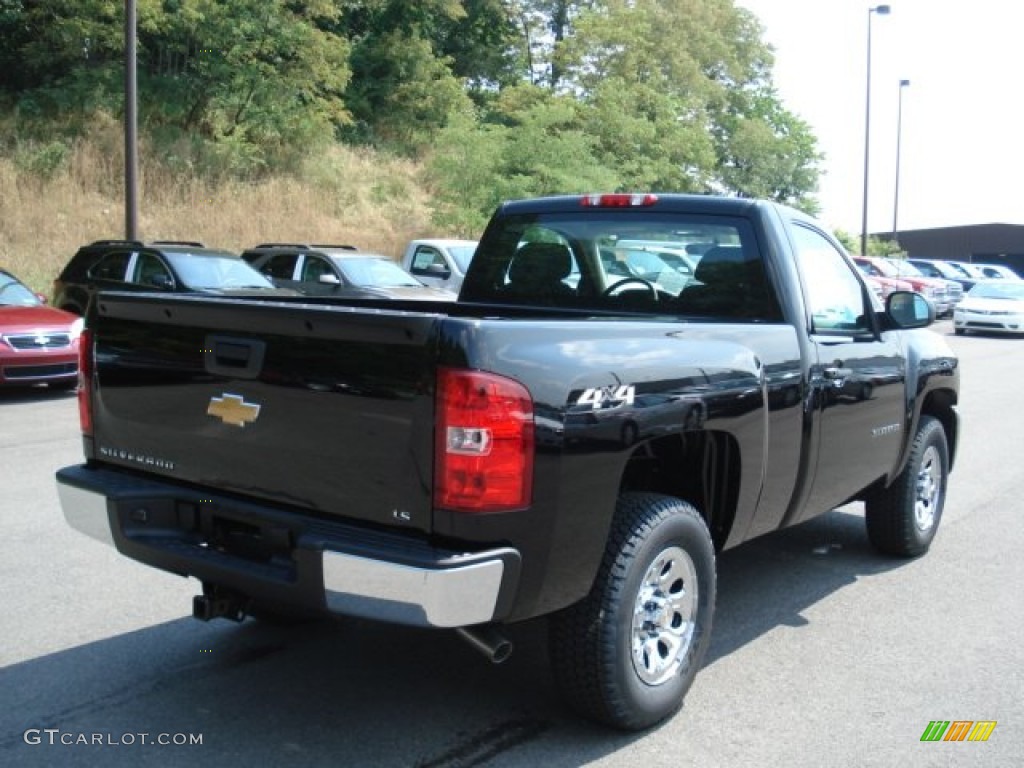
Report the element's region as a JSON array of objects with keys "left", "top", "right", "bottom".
[
  {"left": 548, "top": 493, "right": 716, "bottom": 731},
  {"left": 865, "top": 415, "right": 948, "bottom": 557},
  {"left": 954, "top": 328, "right": 965, "bottom": 336}
]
